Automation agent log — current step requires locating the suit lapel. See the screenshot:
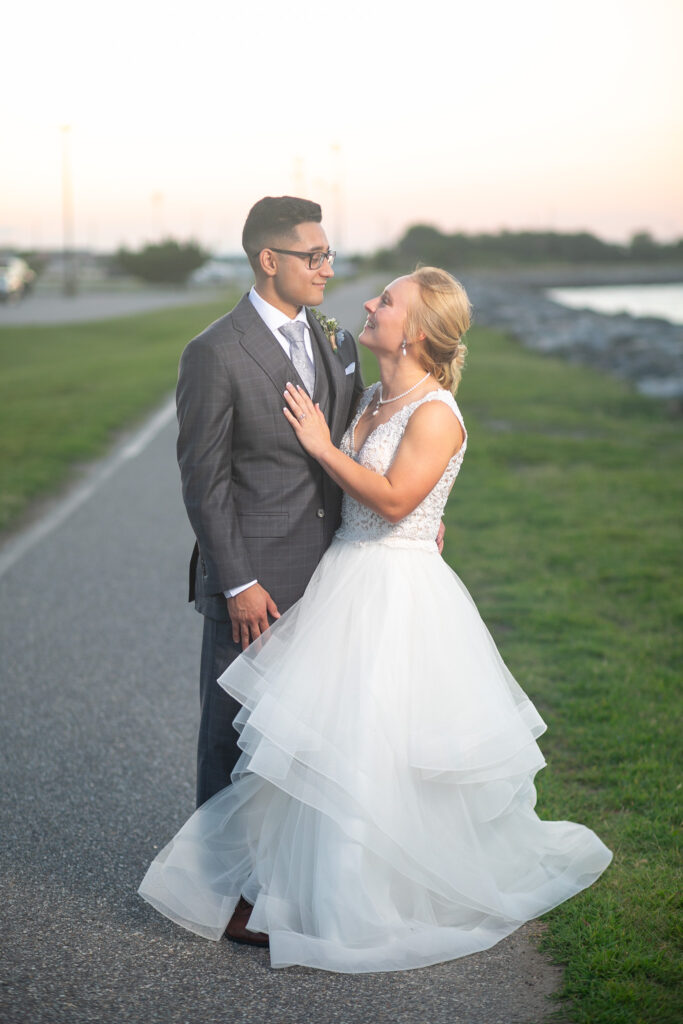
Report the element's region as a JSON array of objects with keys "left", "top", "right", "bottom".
[
  {"left": 234, "top": 295, "right": 302, "bottom": 398},
  {"left": 233, "top": 296, "right": 347, "bottom": 437},
  {"left": 307, "top": 310, "right": 347, "bottom": 439}
]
